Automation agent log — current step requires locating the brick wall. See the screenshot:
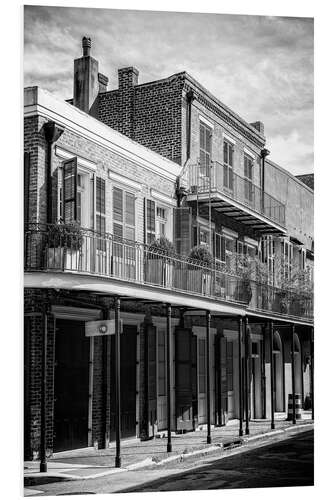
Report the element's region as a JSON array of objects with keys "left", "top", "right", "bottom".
[{"left": 98, "top": 74, "right": 184, "bottom": 165}]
